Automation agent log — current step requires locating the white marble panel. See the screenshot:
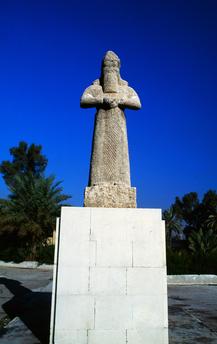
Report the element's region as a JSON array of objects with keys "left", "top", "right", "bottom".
[
  {"left": 55, "top": 295, "right": 94, "bottom": 330},
  {"left": 133, "top": 238, "right": 165, "bottom": 267},
  {"left": 90, "top": 267, "right": 126, "bottom": 295},
  {"left": 57, "top": 267, "right": 89, "bottom": 294},
  {"left": 90, "top": 208, "right": 162, "bottom": 242},
  {"left": 96, "top": 240, "right": 132, "bottom": 267},
  {"left": 127, "top": 328, "right": 169, "bottom": 344},
  {"left": 88, "top": 330, "right": 126, "bottom": 344},
  {"left": 131, "top": 295, "right": 166, "bottom": 328},
  {"left": 59, "top": 240, "right": 96, "bottom": 267},
  {"left": 95, "top": 296, "right": 132, "bottom": 330},
  {"left": 55, "top": 330, "right": 87, "bottom": 344},
  {"left": 60, "top": 207, "right": 91, "bottom": 242},
  {"left": 127, "top": 267, "right": 167, "bottom": 295}
]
